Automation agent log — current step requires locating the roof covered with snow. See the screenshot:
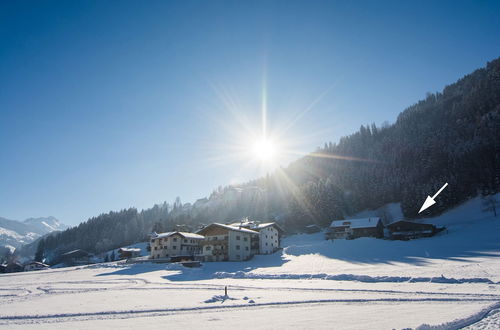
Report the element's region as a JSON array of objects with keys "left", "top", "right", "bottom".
[
  {"left": 330, "top": 217, "right": 381, "bottom": 229},
  {"left": 228, "top": 220, "right": 284, "bottom": 233},
  {"left": 118, "top": 248, "right": 141, "bottom": 252},
  {"left": 198, "top": 223, "right": 259, "bottom": 235},
  {"left": 152, "top": 231, "right": 205, "bottom": 240}
]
